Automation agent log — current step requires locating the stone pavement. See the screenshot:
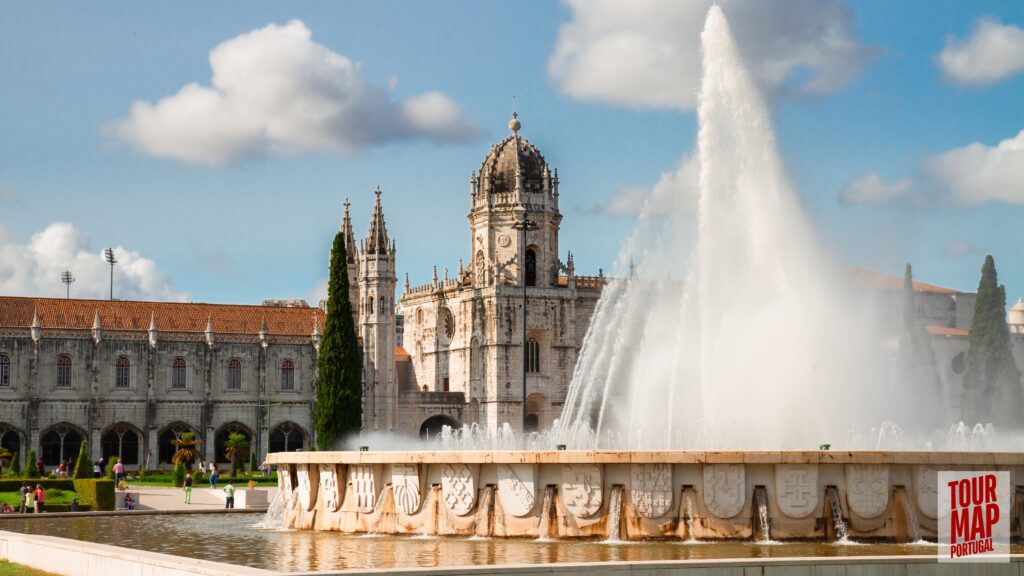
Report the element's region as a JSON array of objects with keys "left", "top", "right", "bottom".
[{"left": 123, "top": 485, "right": 278, "bottom": 511}]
